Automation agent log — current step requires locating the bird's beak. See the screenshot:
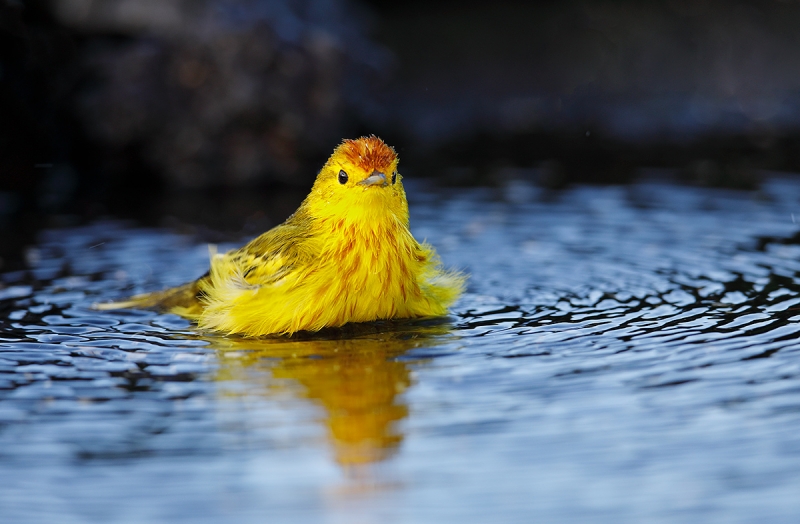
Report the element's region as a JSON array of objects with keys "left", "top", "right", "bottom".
[{"left": 358, "top": 171, "right": 388, "bottom": 187}]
